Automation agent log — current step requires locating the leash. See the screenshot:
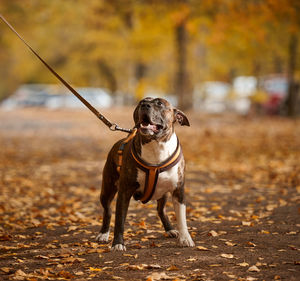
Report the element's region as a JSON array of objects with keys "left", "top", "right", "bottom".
[{"left": 0, "top": 14, "right": 132, "bottom": 134}]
